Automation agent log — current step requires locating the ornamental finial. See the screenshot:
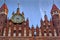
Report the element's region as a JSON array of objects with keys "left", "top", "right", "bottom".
[
  {"left": 4, "top": 0, "right": 6, "bottom": 3},
  {"left": 18, "top": 3, "right": 20, "bottom": 8},
  {"left": 53, "top": 0, "right": 55, "bottom": 4}
]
